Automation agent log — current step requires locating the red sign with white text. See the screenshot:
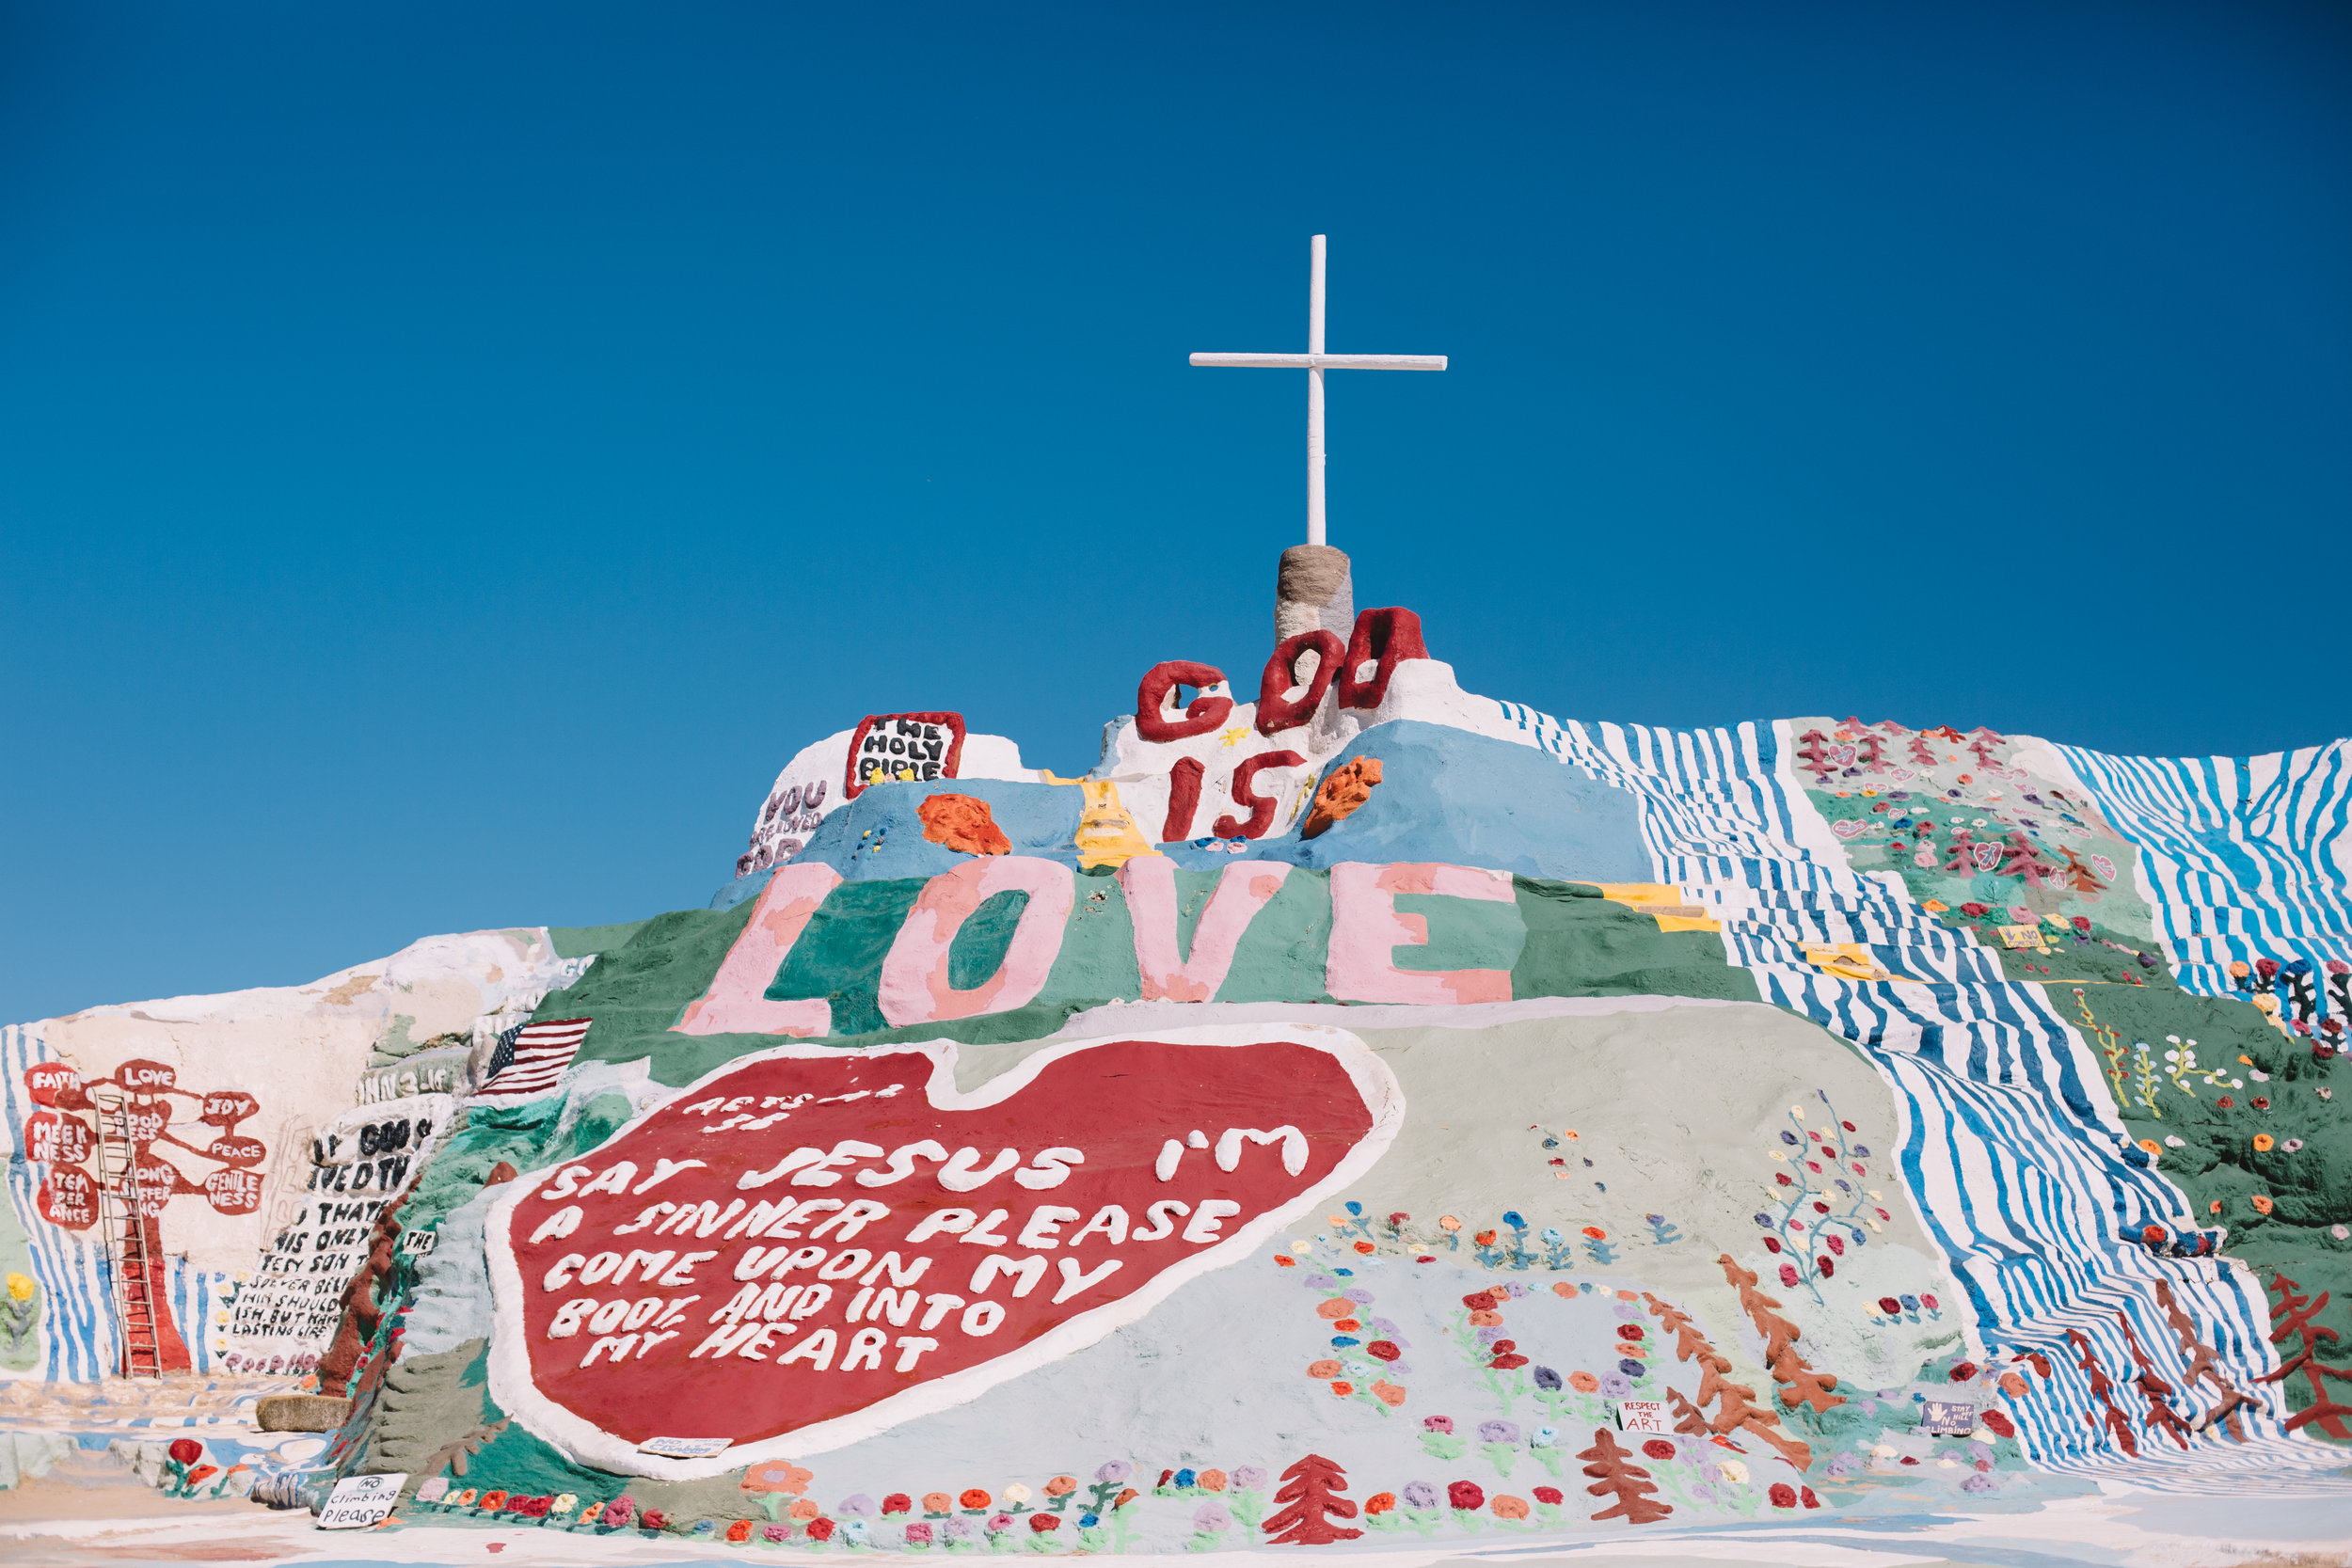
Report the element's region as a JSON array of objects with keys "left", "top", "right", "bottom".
[{"left": 488, "top": 1031, "right": 1397, "bottom": 1474}]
